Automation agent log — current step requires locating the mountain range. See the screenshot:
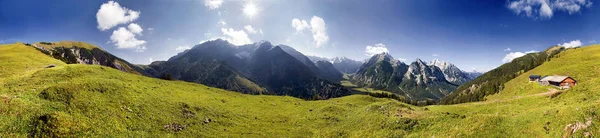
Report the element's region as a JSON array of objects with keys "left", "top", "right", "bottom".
[
  {"left": 351, "top": 53, "right": 480, "bottom": 100},
  {"left": 307, "top": 56, "right": 364, "bottom": 74},
  {"left": 3, "top": 41, "right": 595, "bottom": 137},
  {"left": 429, "top": 59, "right": 478, "bottom": 85},
  {"left": 138, "top": 39, "right": 350, "bottom": 100},
  {"left": 28, "top": 40, "right": 481, "bottom": 101}
]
